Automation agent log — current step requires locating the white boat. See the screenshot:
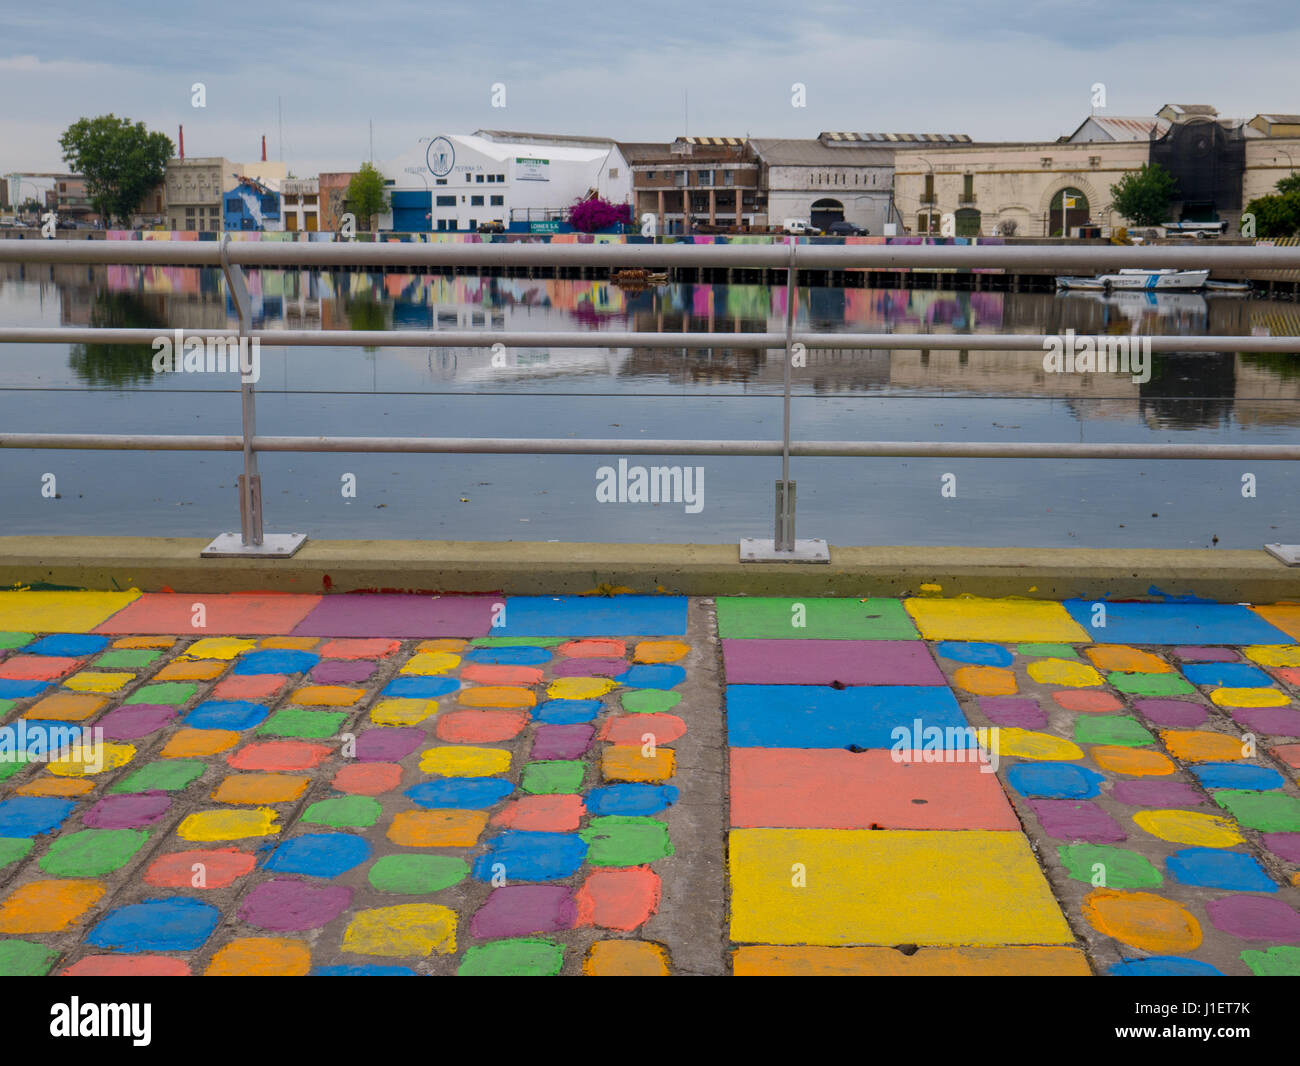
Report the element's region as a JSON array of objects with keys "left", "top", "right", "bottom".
[{"left": 1056, "top": 268, "right": 1210, "bottom": 291}]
